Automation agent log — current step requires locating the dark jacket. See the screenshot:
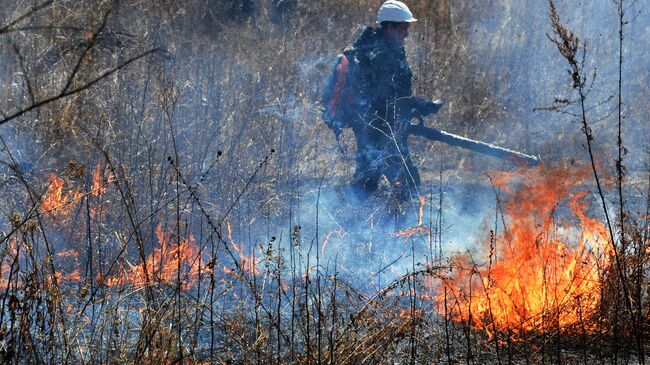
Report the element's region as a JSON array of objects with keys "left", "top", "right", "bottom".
[
  {"left": 350, "top": 27, "right": 414, "bottom": 149},
  {"left": 354, "top": 27, "right": 413, "bottom": 109},
  {"left": 347, "top": 27, "right": 422, "bottom": 199}
]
